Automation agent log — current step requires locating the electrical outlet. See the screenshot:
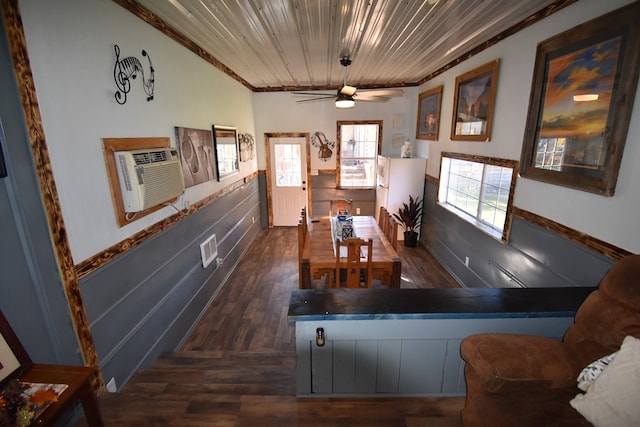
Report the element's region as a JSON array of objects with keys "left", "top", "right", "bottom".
[
  {"left": 464, "top": 256, "right": 470, "bottom": 267},
  {"left": 217, "top": 257, "right": 224, "bottom": 268},
  {"left": 356, "top": 207, "right": 361, "bottom": 214},
  {"left": 252, "top": 216, "right": 255, "bottom": 224}
]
